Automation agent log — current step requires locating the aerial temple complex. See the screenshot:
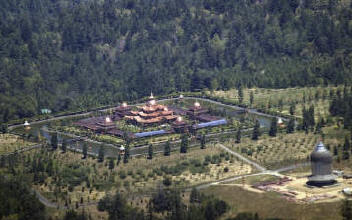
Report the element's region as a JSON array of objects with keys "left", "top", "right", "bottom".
[{"left": 74, "top": 93, "right": 227, "bottom": 139}]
